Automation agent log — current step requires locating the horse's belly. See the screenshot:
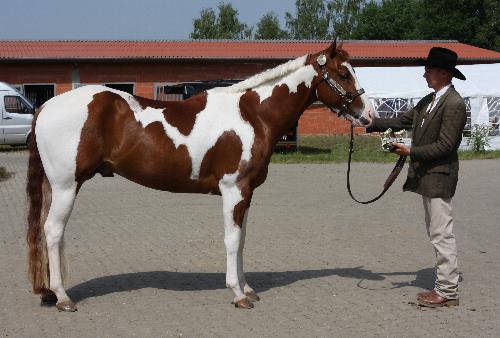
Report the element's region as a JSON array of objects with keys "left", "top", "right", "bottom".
[{"left": 111, "top": 153, "right": 220, "bottom": 195}]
